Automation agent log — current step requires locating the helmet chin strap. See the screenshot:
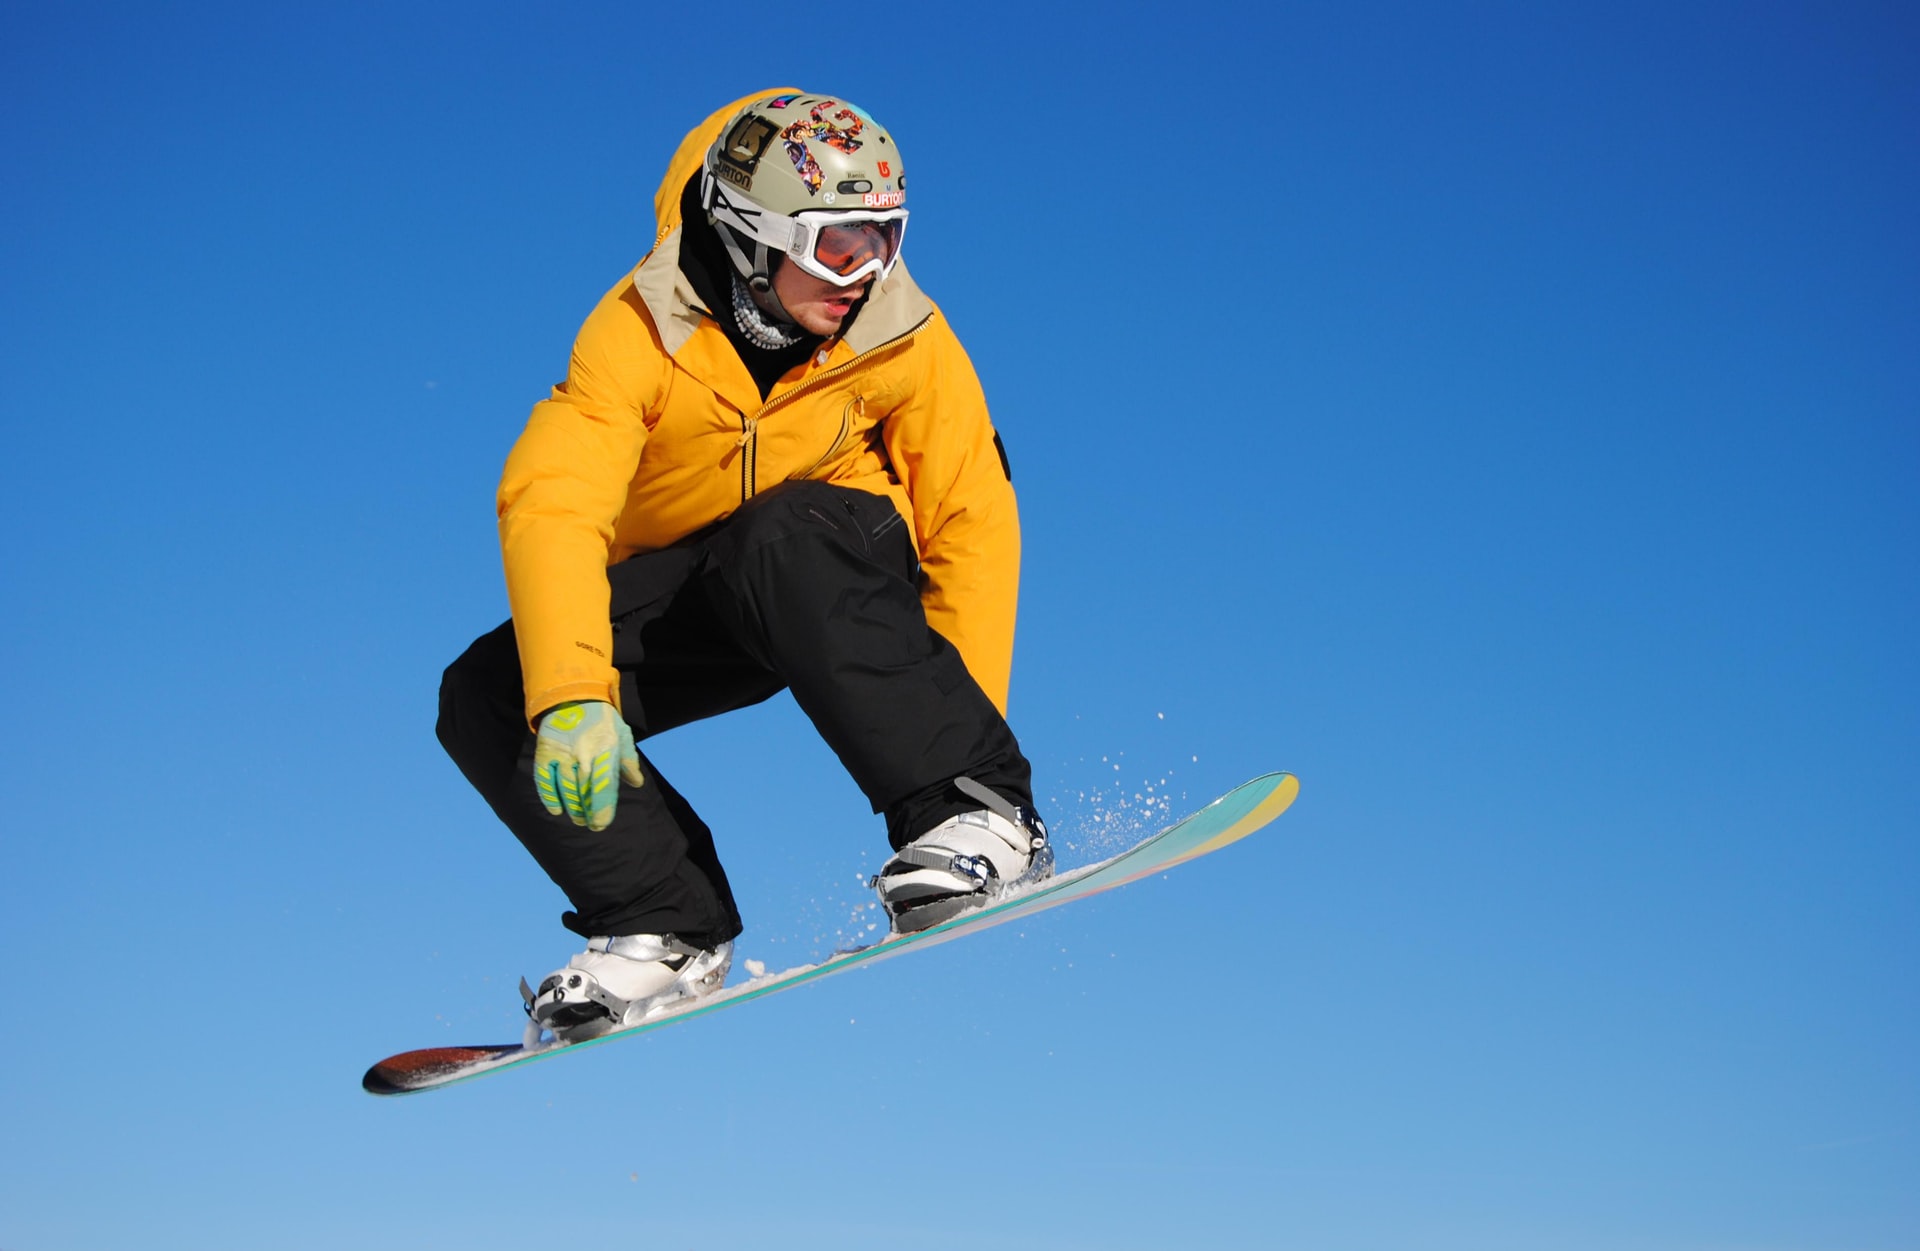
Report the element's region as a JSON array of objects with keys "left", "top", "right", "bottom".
[
  {"left": 713, "top": 219, "right": 797, "bottom": 323},
  {"left": 747, "top": 255, "right": 797, "bottom": 324}
]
